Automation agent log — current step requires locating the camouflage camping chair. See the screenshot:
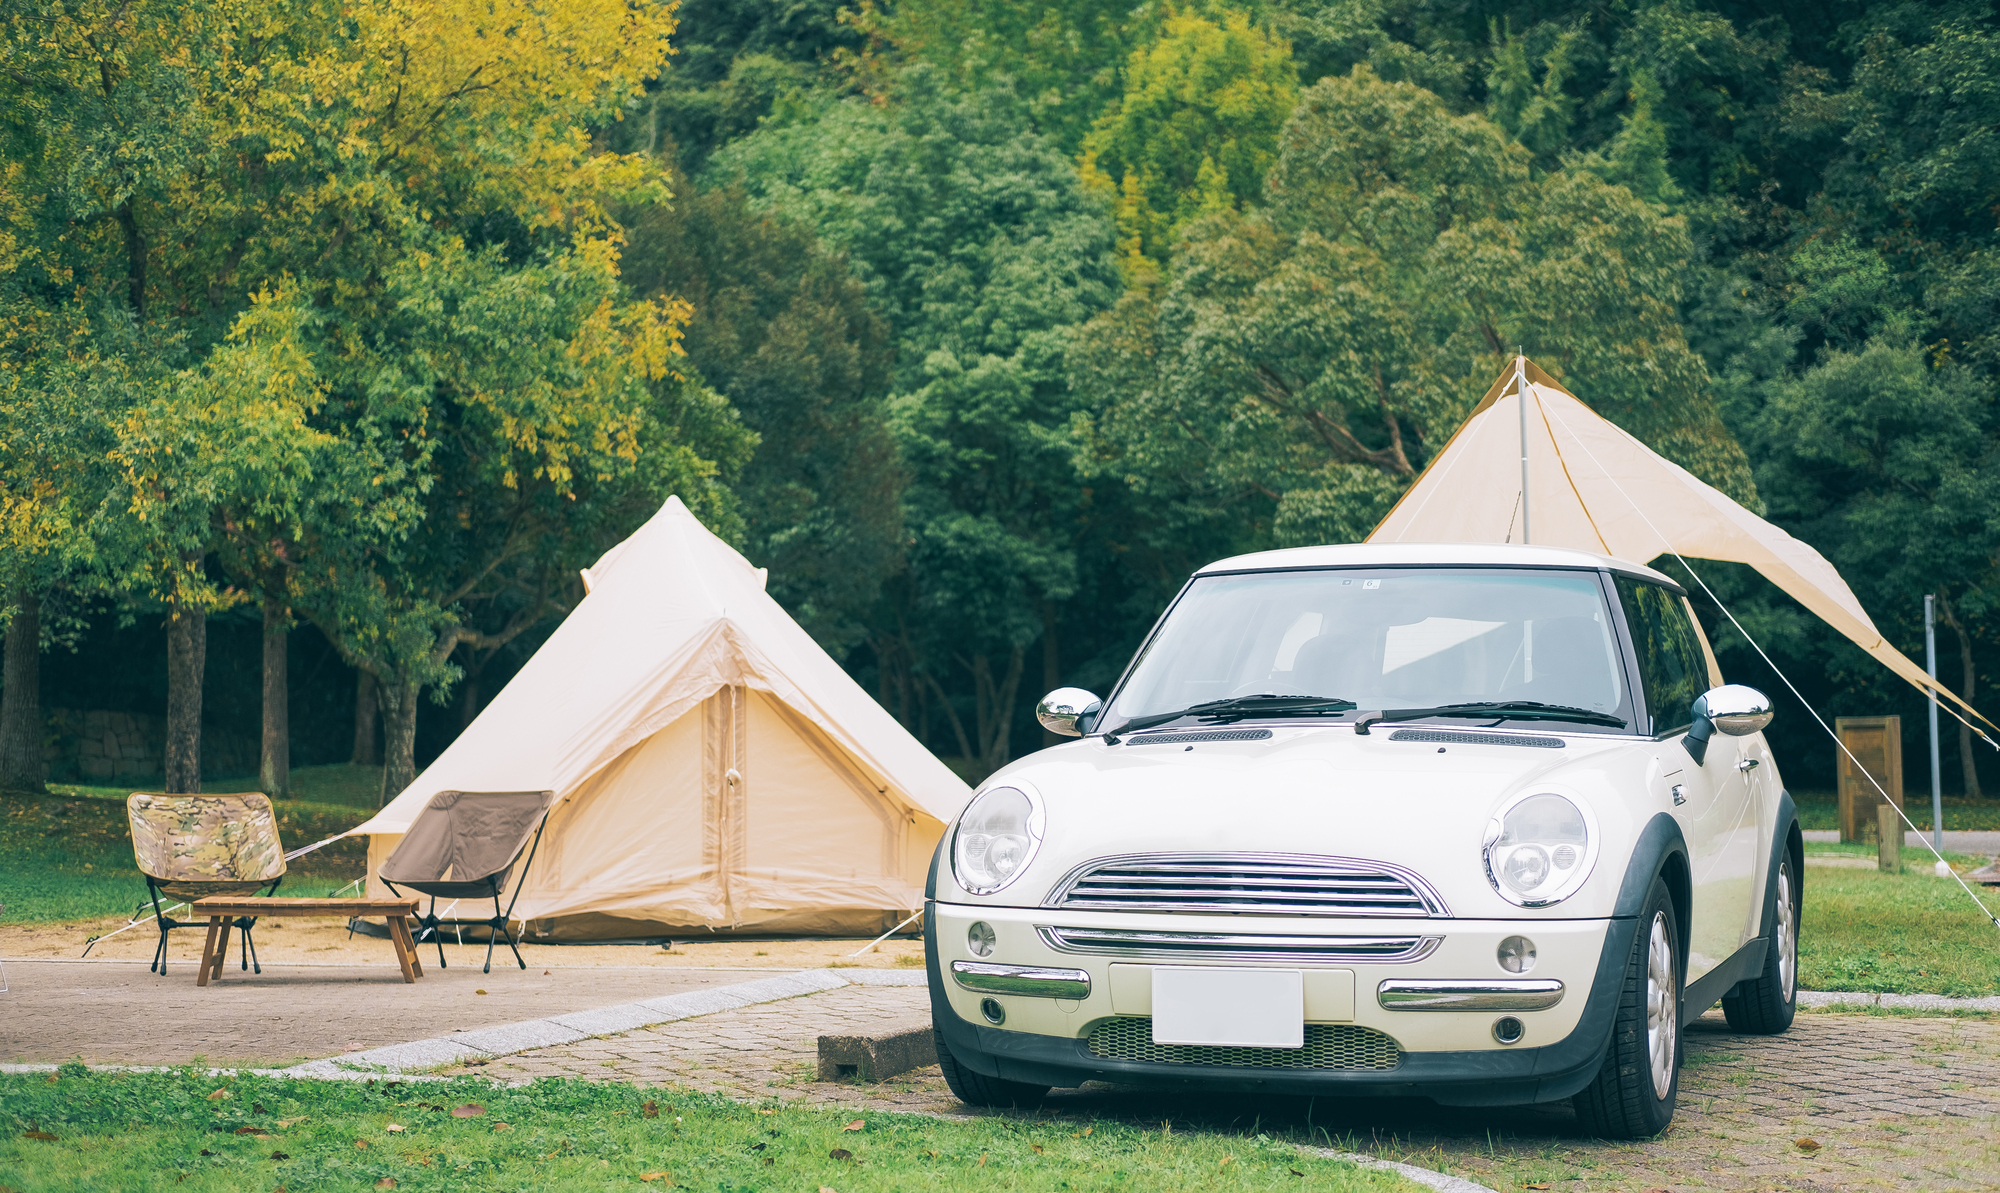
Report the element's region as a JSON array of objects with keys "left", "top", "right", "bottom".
[
  {"left": 127, "top": 793, "right": 286, "bottom": 976},
  {"left": 378, "top": 790, "right": 555, "bottom": 974}
]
